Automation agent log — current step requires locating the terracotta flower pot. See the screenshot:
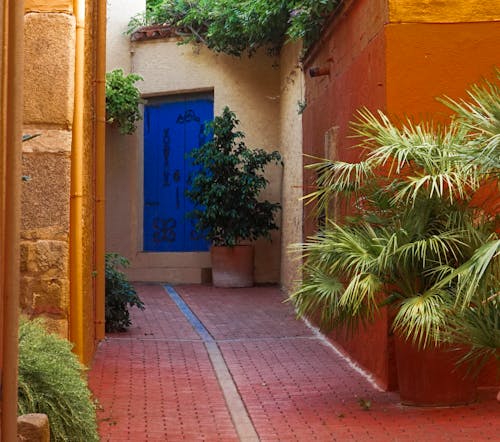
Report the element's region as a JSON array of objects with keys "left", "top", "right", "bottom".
[
  {"left": 210, "top": 245, "right": 254, "bottom": 288},
  {"left": 395, "top": 336, "right": 477, "bottom": 406}
]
